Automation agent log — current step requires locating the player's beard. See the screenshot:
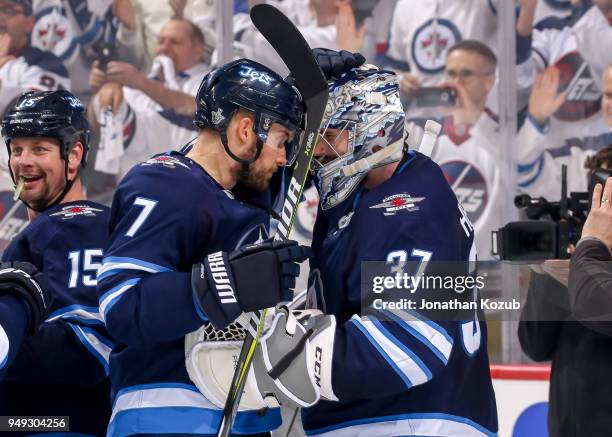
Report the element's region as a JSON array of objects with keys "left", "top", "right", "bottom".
[{"left": 239, "top": 163, "right": 274, "bottom": 192}]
